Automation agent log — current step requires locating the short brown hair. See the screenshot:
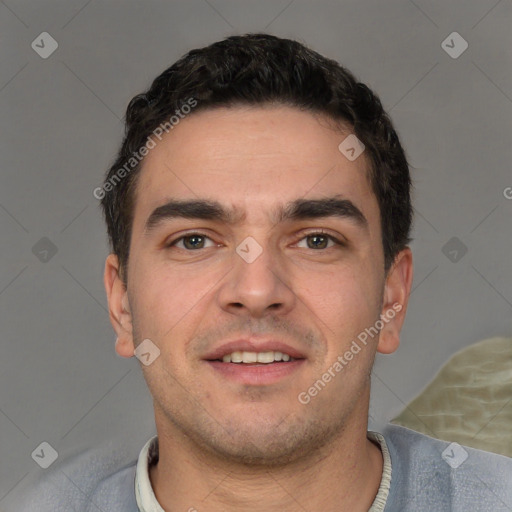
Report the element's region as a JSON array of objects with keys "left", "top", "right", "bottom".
[{"left": 100, "top": 33, "right": 412, "bottom": 283}]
